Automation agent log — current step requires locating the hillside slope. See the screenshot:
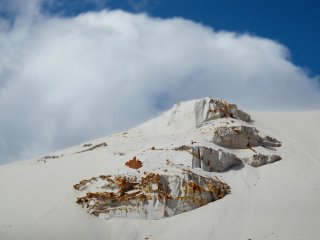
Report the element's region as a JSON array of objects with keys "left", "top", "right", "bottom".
[{"left": 0, "top": 98, "right": 319, "bottom": 240}]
